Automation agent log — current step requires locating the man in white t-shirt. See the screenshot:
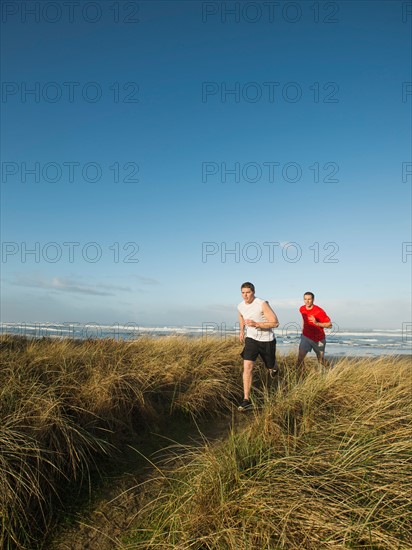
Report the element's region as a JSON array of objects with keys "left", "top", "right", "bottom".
[{"left": 237, "top": 282, "right": 279, "bottom": 411}]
